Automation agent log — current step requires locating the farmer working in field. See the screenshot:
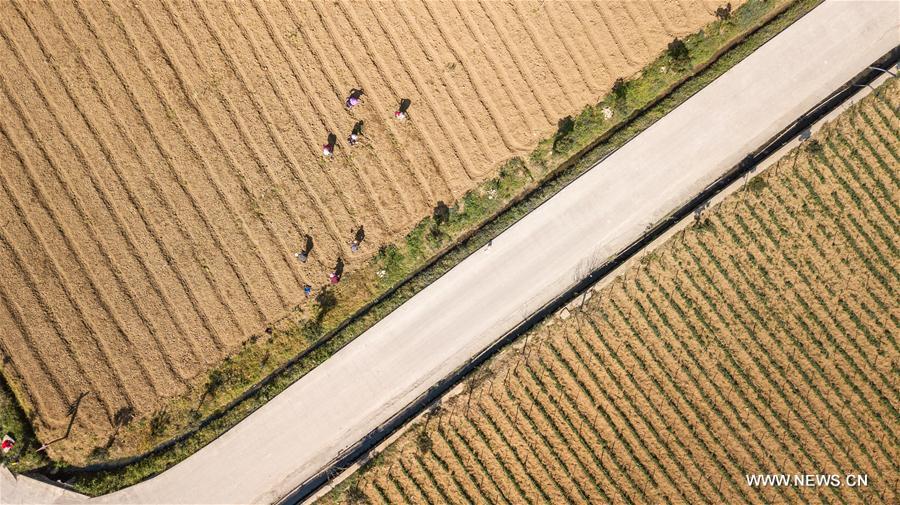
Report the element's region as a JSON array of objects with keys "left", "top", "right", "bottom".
[
  {"left": 349, "top": 225, "right": 364, "bottom": 253},
  {"left": 347, "top": 120, "right": 363, "bottom": 146},
  {"left": 329, "top": 258, "right": 344, "bottom": 284},
  {"left": 295, "top": 234, "right": 312, "bottom": 263},
  {"left": 395, "top": 98, "right": 411, "bottom": 121},
  {"left": 346, "top": 88, "right": 363, "bottom": 109}
]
